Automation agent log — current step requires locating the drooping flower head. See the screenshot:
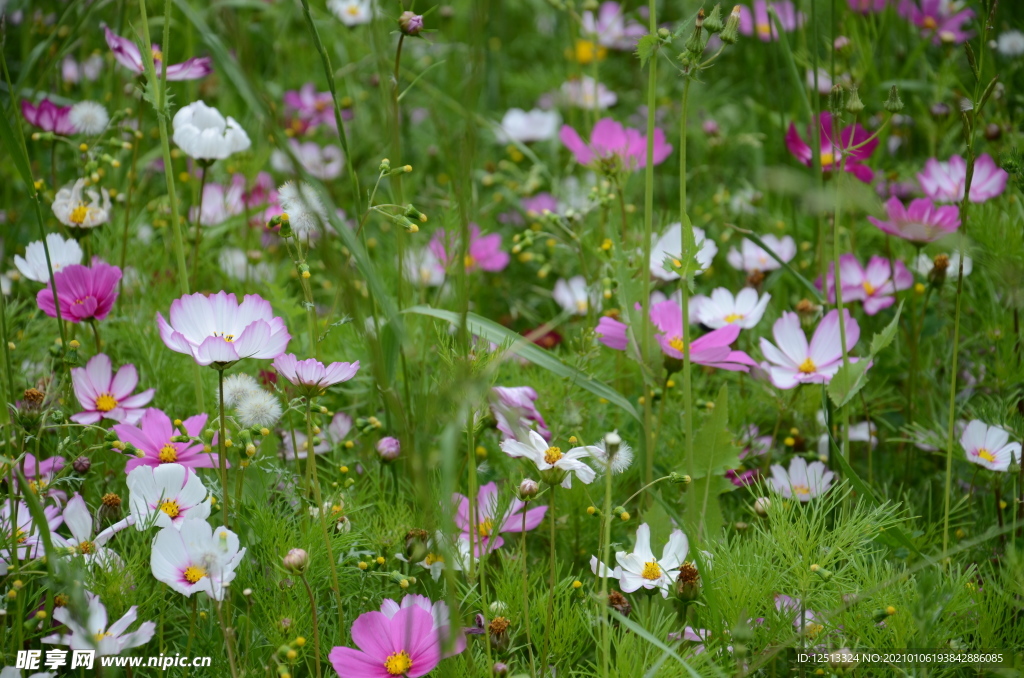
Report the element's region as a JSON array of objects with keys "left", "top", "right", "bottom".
[
  {"left": 104, "top": 25, "right": 212, "bottom": 80},
  {"left": 156, "top": 291, "right": 291, "bottom": 367},
  {"left": 22, "top": 98, "right": 75, "bottom": 134},
  {"left": 114, "top": 408, "right": 221, "bottom": 472},
  {"left": 429, "top": 224, "right": 509, "bottom": 273},
  {"left": 960, "top": 420, "right": 1020, "bottom": 472},
  {"left": 453, "top": 482, "right": 547, "bottom": 555},
  {"left": 14, "top": 233, "right": 83, "bottom": 283},
  {"left": 898, "top": 0, "right": 973, "bottom": 44},
  {"left": 172, "top": 101, "right": 251, "bottom": 161},
  {"left": 581, "top": 2, "right": 646, "bottom": 49},
  {"left": 127, "top": 463, "right": 212, "bottom": 530},
  {"left": 868, "top": 197, "right": 959, "bottom": 244},
  {"left": 738, "top": 0, "right": 806, "bottom": 41},
  {"left": 490, "top": 386, "right": 550, "bottom": 441},
  {"left": 820, "top": 254, "right": 913, "bottom": 315},
  {"left": 150, "top": 518, "right": 245, "bottom": 601},
  {"left": 500, "top": 430, "right": 597, "bottom": 488},
  {"left": 590, "top": 523, "right": 690, "bottom": 598},
  {"left": 37, "top": 260, "right": 121, "bottom": 323},
  {"left": 70, "top": 353, "right": 155, "bottom": 425},
  {"left": 917, "top": 154, "right": 1008, "bottom": 204},
  {"left": 272, "top": 353, "right": 360, "bottom": 395},
  {"left": 52, "top": 178, "right": 112, "bottom": 228},
  {"left": 42, "top": 593, "right": 156, "bottom": 657},
  {"left": 759, "top": 310, "right": 862, "bottom": 389},
  {"left": 559, "top": 118, "right": 672, "bottom": 173},
  {"left": 726, "top": 235, "right": 796, "bottom": 273},
  {"left": 785, "top": 112, "right": 878, "bottom": 183},
  {"left": 328, "top": 604, "right": 445, "bottom": 678},
  {"left": 769, "top": 457, "right": 834, "bottom": 501}
]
